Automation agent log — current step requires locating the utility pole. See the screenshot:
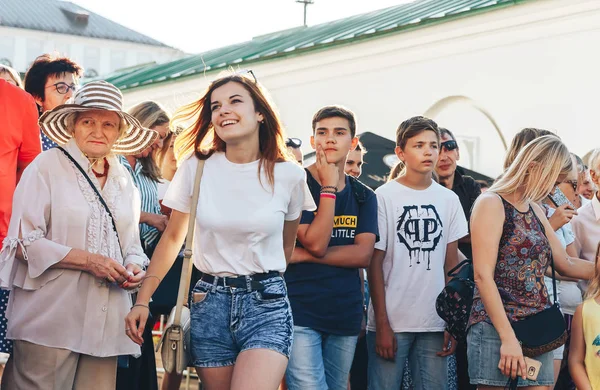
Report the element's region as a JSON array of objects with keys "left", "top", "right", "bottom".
[{"left": 296, "top": 0, "right": 314, "bottom": 27}]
